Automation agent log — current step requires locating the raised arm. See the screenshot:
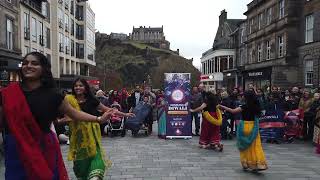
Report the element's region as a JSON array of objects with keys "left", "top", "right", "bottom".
[
  {"left": 59, "top": 99, "right": 110, "bottom": 123},
  {"left": 219, "top": 105, "right": 242, "bottom": 114},
  {"left": 190, "top": 103, "right": 207, "bottom": 113},
  {"left": 97, "top": 103, "right": 135, "bottom": 118}
]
